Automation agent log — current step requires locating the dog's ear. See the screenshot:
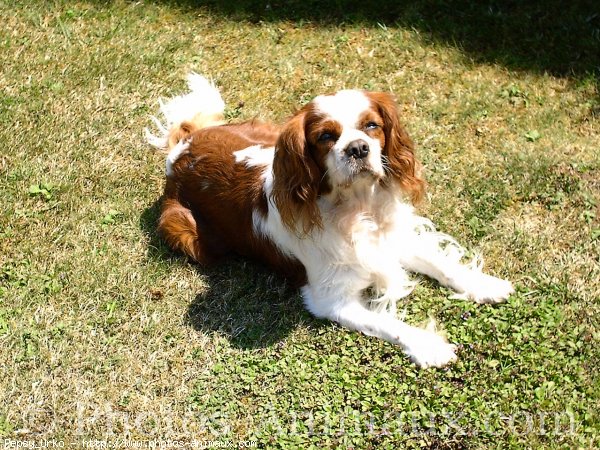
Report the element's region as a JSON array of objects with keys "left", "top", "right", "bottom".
[
  {"left": 271, "top": 110, "right": 323, "bottom": 235},
  {"left": 368, "top": 92, "right": 425, "bottom": 204}
]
